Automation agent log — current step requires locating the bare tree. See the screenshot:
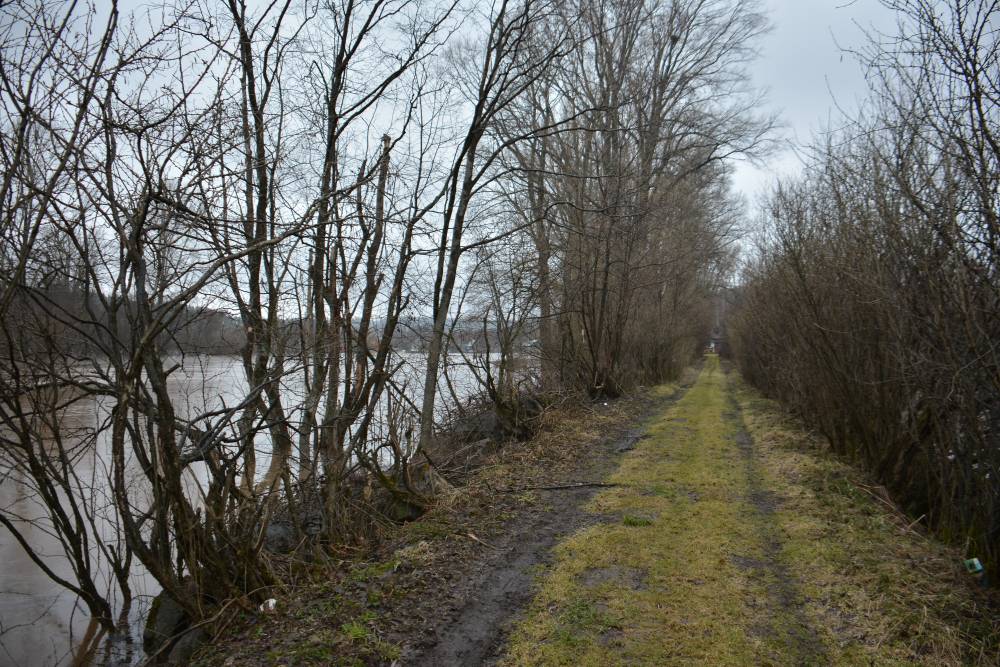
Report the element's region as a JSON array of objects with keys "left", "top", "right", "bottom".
[
  {"left": 499, "top": 0, "right": 773, "bottom": 396},
  {"left": 414, "top": 0, "right": 573, "bottom": 453},
  {"left": 731, "top": 0, "right": 1000, "bottom": 582},
  {"left": 0, "top": 0, "right": 776, "bottom": 657}
]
